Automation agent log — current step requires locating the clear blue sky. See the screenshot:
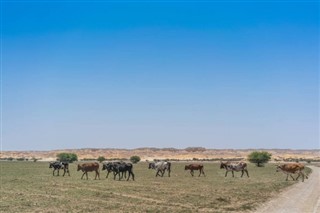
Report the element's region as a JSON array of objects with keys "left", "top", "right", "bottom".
[{"left": 2, "top": 1, "right": 319, "bottom": 151}]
